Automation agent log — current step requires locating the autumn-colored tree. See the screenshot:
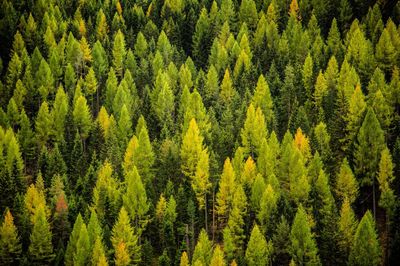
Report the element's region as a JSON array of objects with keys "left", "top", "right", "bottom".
[
  {"left": 112, "top": 207, "right": 141, "bottom": 264},
  {"left": 0, "top": 210, "right": 21, "bottom": 264}
]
